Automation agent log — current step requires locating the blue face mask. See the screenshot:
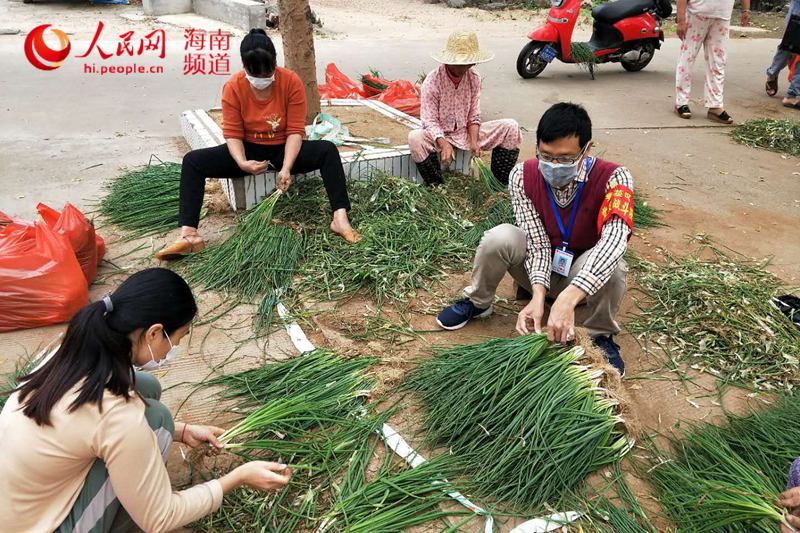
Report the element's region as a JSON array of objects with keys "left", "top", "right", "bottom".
[
  {"left": 538, "top": 145, "right": 589, "bottom": 189},
  {"left": 538, "top": 159, "right": 581, "bottom": 189}
]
